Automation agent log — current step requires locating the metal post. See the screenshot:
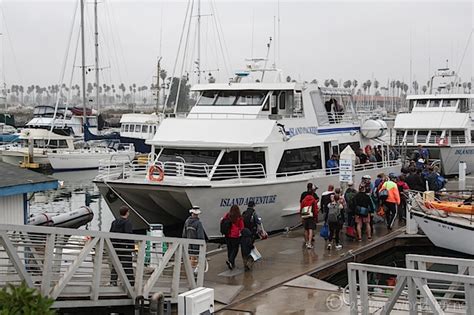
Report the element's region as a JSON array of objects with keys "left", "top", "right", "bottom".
[
  {"left": 80, "top": 0, "right": 87, "bottom": 127},
  {"left": 94, "top": 0, "right": 100, "bottom": 114},
  {"left": 459, "top": 162, "right": 466, "bottom": 190},
  {"left": 149, "top": 292, "right": 165, "bottom": 315},
  {"left": 156, "top": 57, "right": 162, "bottom": 113},
  {"left": 197, "top": 0, "right": 201, "bottom": 84}
]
